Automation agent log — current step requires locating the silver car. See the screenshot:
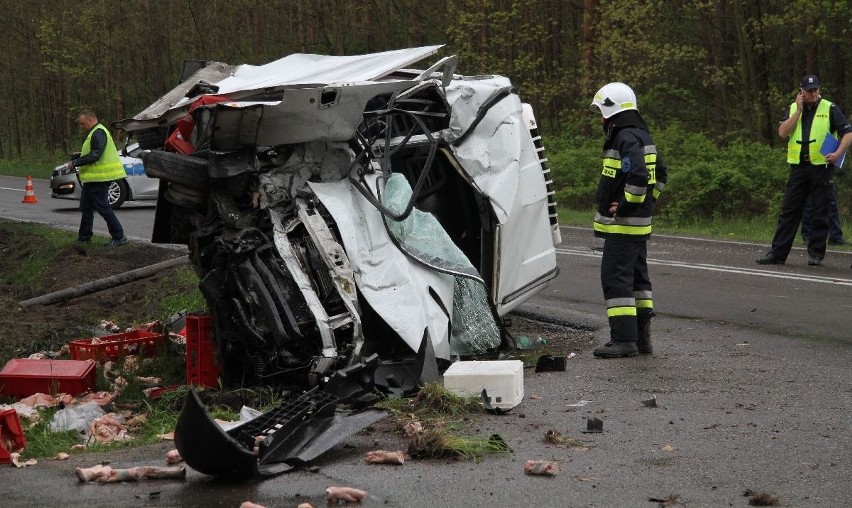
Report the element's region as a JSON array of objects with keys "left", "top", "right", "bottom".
[{"left": 49, "top": 143, "right": 159, "bottom": 209}]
